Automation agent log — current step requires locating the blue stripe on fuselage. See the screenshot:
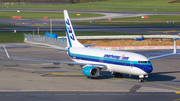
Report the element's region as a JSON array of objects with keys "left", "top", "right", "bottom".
[
  {"left": 65, "top": 20, "right": 72, "bottom": 47},
  {"left": 68, "top": 49, "right": 153, "bottom": 73}
]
